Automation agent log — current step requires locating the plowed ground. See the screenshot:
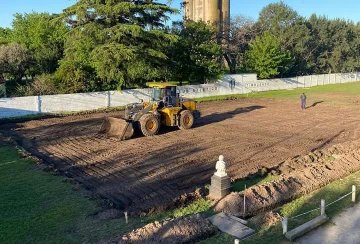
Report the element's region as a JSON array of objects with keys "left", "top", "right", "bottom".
[{"left": 2, "top": 96, "right": 360, "bottom": 212}]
